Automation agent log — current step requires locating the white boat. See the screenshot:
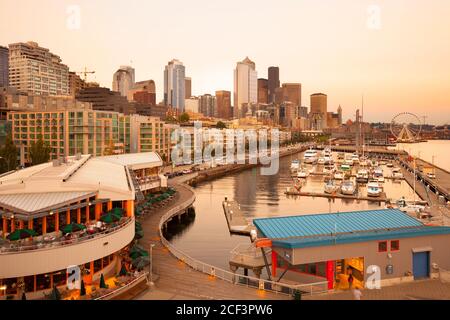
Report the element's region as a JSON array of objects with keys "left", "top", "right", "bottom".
[
  {"left": 341, "top": 180, "right": 356, "bottom": 195},
  {"left": 340, "top": 164, "right": 351, "bottom": 172},
  {"left": 359, "top": 158, "right": 368, "bottom": 167},
  {"left": 324, "top": 180, "right": 340, "bottom": 194},
  {"left": 323, "top": 165, "right": 335, "bottom": 174},
  {"left": 290, "top": 160, "right": 300, "bottom": 172},
  {"left": 367, "top": 180, "right": 383, "bottom": 197},
  {"left": 344, "top": 154, "right": 354, "bottom": 166},
  {"left": 303, "top": 149, "right": 318, "bottom": 164},
  {"left": 386, "top": 162, "right": 394, "bottom": 168},
  {"left": 324, "top": 155, "right": 334, "bottom": 165},
  {"left": 356, "top": 169, "right": 369, "bottom": 183},
  {"left": 351, "top": 154, "right": 360, "bottom": 165},
  {"left": 373, "top": 167, "right": 384, "bottom": 183},
  {"left": 337, "top": 152, "right": 345, "bottom": 160},
  {"left": 317, "top": 157, "right": 325, "bottom": 165},
  {"left": 297, "top": 168, "right": 310, "bottom": 179},
  {"left": 391, "top": 167, "right": 403, "bottom": 179},
  {"left": 334, "top": 171, "right": 344, "bottom": 180}
]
